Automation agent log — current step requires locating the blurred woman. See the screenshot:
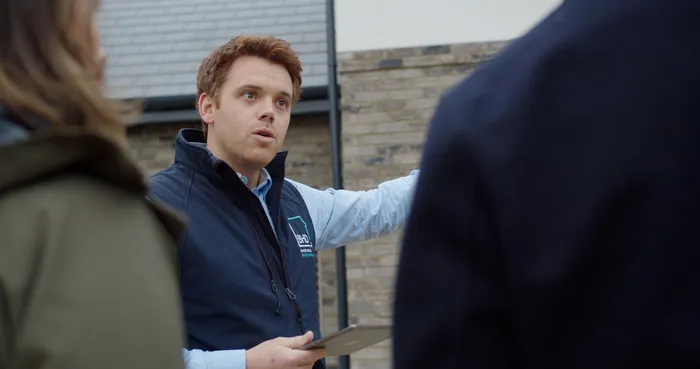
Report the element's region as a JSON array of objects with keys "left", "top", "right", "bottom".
[{"left": 0, "top": 0, "right": 186, "bottom": 368}]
